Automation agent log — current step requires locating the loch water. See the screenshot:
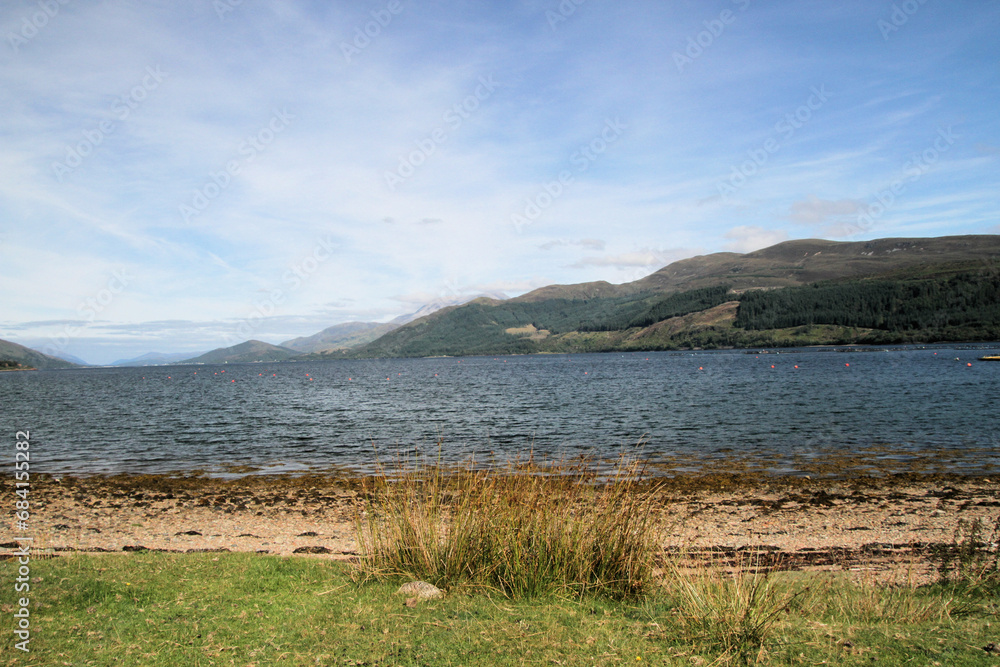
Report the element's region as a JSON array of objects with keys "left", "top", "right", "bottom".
[{"left": 1, "top": 346, "right": 998, "bottom": 478}]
